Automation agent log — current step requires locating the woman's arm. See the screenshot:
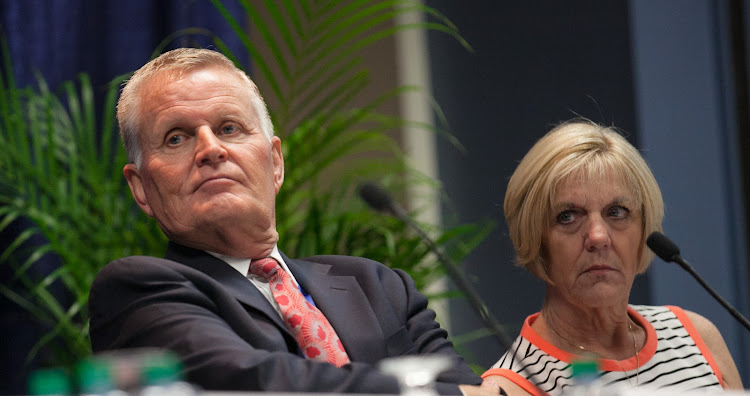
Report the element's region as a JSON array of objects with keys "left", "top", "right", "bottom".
[
  {"left": 684, "top": 310, "right": 743, "bottom": 390},
  {"left": 480, "top": 375, "right": 534, "bottom": 396}
]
